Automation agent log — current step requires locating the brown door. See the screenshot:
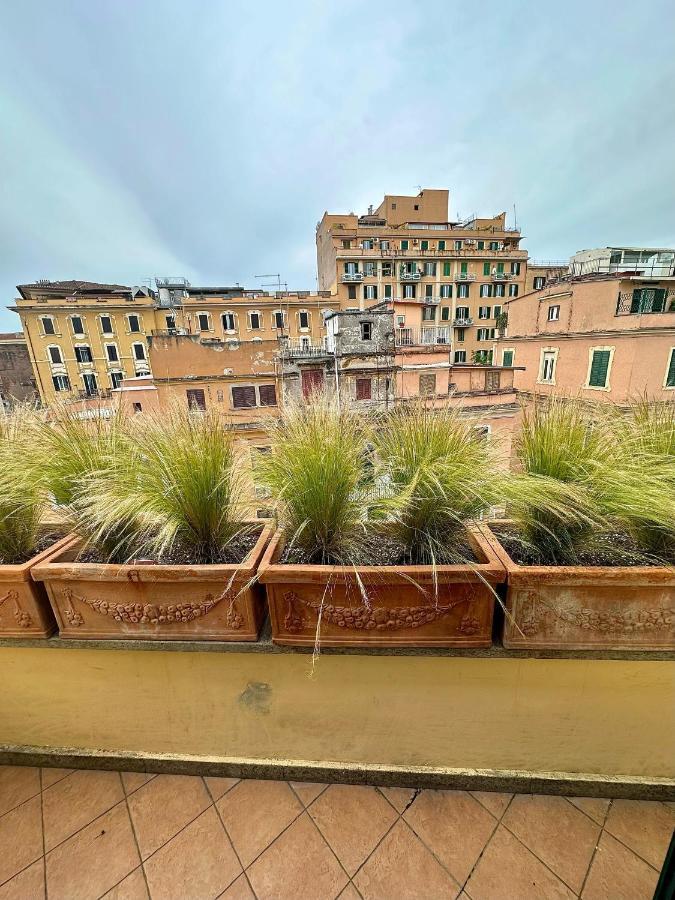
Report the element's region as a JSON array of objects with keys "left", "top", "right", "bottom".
[{"left": 301, "top": 369, "right": 324, "bottom": 399}]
